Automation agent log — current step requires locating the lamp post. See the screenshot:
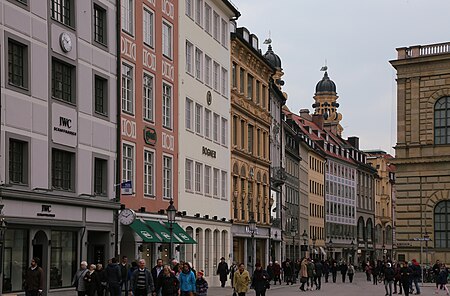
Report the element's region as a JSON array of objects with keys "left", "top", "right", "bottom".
[
  {"left": 290, "top": 225, "right": 297, "bottom": 260},
  {"left": 166, "top": 199, "right": 176, "bottom": 263},
  {"left": 301, "top": 230, "right": 308, "bottom": 258},
  {"left": 350, "top": 240, "right": 355, "bottom": 265},
  {"left": 249, "top": 216, "right": 257, "bottom": 275}
]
